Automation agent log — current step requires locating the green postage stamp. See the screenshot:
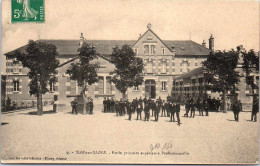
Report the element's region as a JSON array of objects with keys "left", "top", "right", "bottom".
[{"left": 11, "top": 0, "right": 44, "bottom": 23}]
